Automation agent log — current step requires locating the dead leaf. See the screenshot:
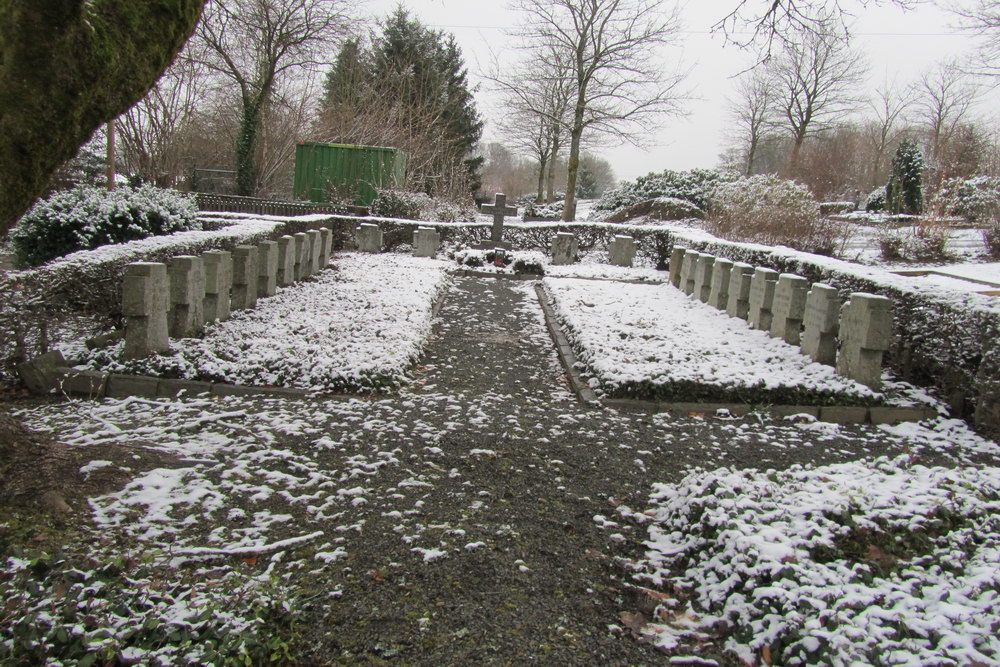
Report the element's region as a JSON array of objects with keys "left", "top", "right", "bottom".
[
  {"left": 619, "top": 611, "right": 648, "bottom": 638},
  {"left": 242, "top": 555, "right": 258, "bottom": 567},
  {"left": 761, "top": 645, "right": 773, "bottom": 665},
  {"left": 367, "top": 568, "right": 386, "bottom": 583}
]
